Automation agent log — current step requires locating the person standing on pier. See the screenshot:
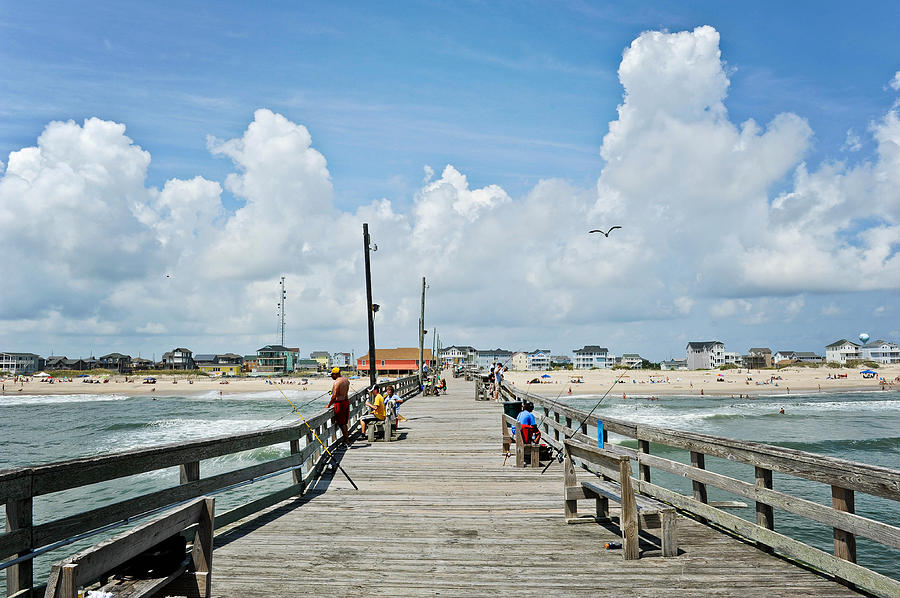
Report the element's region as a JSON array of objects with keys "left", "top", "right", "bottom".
[
  {"left": 493, "top": 364, "right": 504, "bottom": 400},
  {"left": 328, "top": 367, "right": 352, "bottom": 446}
]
